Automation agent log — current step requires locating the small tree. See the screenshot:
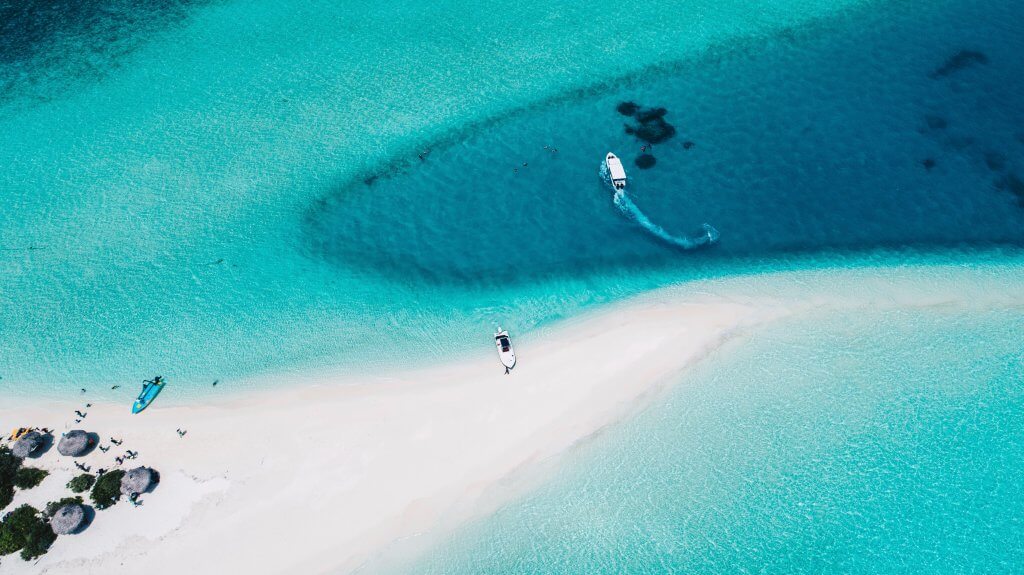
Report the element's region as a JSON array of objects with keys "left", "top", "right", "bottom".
[
  {"left": 0, "top": 446, "right": 21, "bottom": 509},
  {"left": 44, "top": 496, "right": 83, "bottom": 518},
  {"left": 13, "top": 467, "right": 48, "bottom": 489},
  {"left": 67, "top": 473, "right": 96, "bottom": 494},
  {"left": 90, "top": 470, "right": 125, "bottom": 510},
  {"left": 0, "top": 504, "right": 57, "bottom": 560}
]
